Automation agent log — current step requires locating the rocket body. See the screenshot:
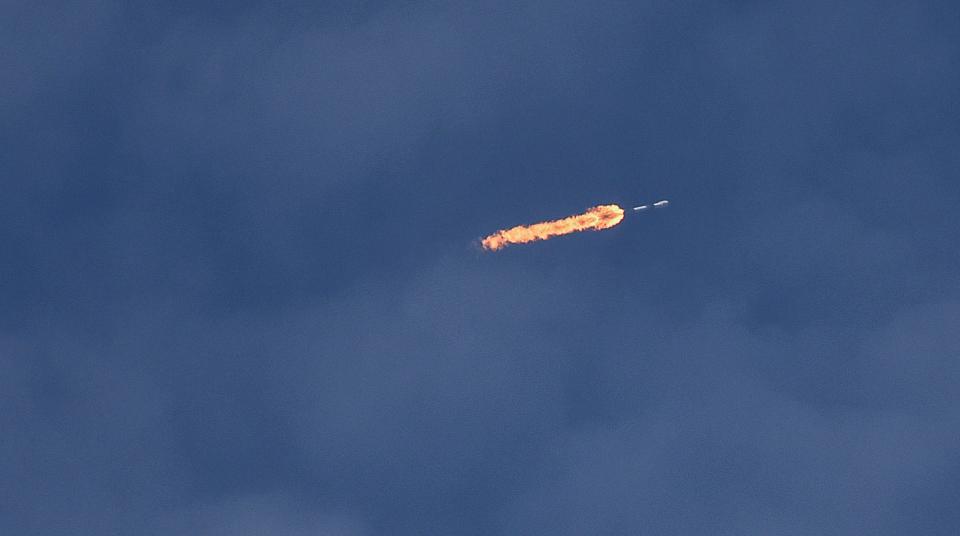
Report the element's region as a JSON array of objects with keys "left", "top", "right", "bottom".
[{"left": 632, "top": 200, "right": 669, "bottom": 212}]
